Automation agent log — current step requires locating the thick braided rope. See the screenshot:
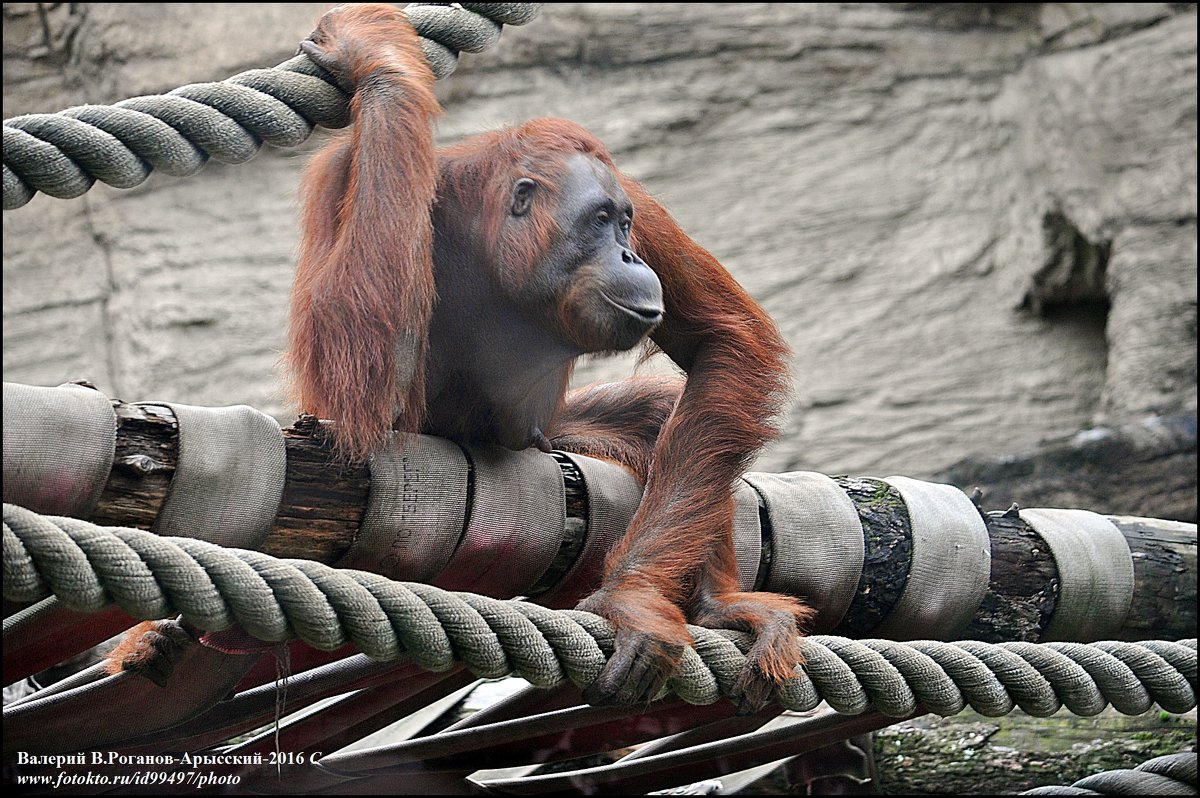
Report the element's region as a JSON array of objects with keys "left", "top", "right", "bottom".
[
  {"left": 2, "top": 3, "right": 542, "bottom": 210},
  {"left": 1021, "top": 752, "right": 1197, "bottom": 795},
  {"left": 4, "top": 504, "right": 1195, "bottom": 718}
]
